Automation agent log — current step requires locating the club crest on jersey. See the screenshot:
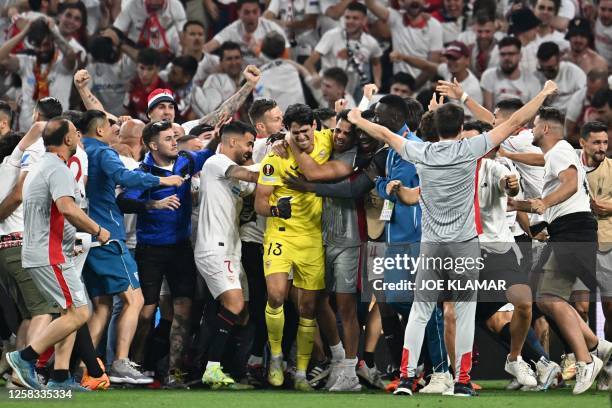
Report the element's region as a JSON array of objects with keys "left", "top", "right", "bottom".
[
  {"left": 263, "top": 164, "right": 274, "bottom": 176},
  {"left": 318, "top": 149, "right": 327, "bottom": 158}
]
